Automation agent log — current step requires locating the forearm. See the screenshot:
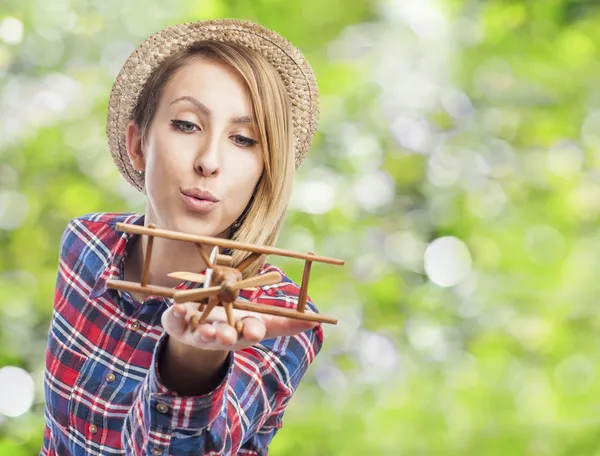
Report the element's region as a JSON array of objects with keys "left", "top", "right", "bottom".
[
  {"left": 159, "top": 335, "right": 230, "bottom": 396},
  {"left": 123, "top": 287, "right": 323, "bottom": 454},
  {"left": 123, "top": 326, "right": 321, "bottom": 455}
]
